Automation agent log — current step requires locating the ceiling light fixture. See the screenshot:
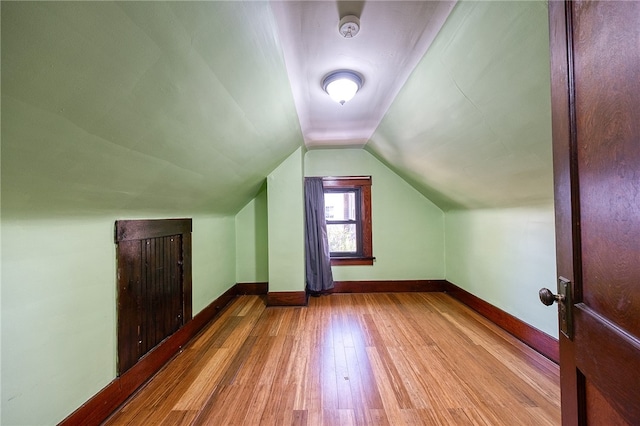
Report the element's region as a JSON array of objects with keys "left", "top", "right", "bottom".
[{"left": 322, "top": 71, "right": 363, "bottom": 105}]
